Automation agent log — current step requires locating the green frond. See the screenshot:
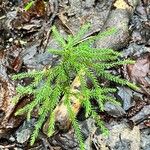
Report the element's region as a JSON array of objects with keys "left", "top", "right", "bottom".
[
  {"left": 99, "top": 87, "right": 117, "bottom": 94},
  {"left": 30, "top": 111, "right": 47, "bottom": 145},
  {"left": 27, "top": 109, "right": 32, "bottom": 121},
  {"left": 65, "top": 95, "right": 85, "bottom": 150},
  {"left": 12, "top": 23, "right": 136, "bottom": 149},
  {"left": 82, "top": 97, "right": 92, "bottom": 118},
  {"left": 98, "top": 71, "right": 127, "bottom": 85},
  {"left": 91, "top": 109, "right": 109, "bottom": 135},
  {"left": 24, "top": 0, "right": 34, "bottom": 11},
  {"left": 87, "top": 27, "right": 117, "bottom": 42},
  {"left": 48, "top": 49, "right": 65, "bottom": 56},
  {"left": 16, "top": 84, "right": 35, "bottom": 95},
  {"left": 85, "top": 69, "right": 100, "bottom": 89},
  {"left": 15, "top": 103, "right": 31, "bottom": 116},
  {"left": 52, "top": 26, "right": 66, "bottom": 48},
  {"left": 11, "top": 95, "right": 21, "bottom": 104},
  {"left": 48, "top": 84, "right": 62, "bottom": 111},
  {"left": 47, "top": 112, "right": 55, "bottom": 137},
  {"left": 79, "top": 75, "right": 92, "bottom": 117},
  {"left": 92, "top": 59, "right": 134, "bottom": 71},
  {"left": 126, "top": 82, "right": 139, "bottom": 90},
  {"left": 12, "top": 70, "right": 43, "bottom": 80},
  {"left": 73, "top": 23, "right": 91, "bottom": 45},
  {"left": 96, "top": 97, "right": 105, "bottom": 111},
  {"left": 66, "top": 35, "right": 74, "bottom": 49}
]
